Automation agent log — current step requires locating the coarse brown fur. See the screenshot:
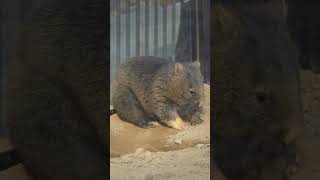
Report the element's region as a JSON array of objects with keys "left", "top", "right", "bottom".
[
  {"left": 6, "top": 0, "right": 108, "bottom": 179},
  {"left": 212, "top": 1, "right": 303, "bottom": 180},
  {"left": 112, "top": 56, "right": 204, "bottom": 130}
]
